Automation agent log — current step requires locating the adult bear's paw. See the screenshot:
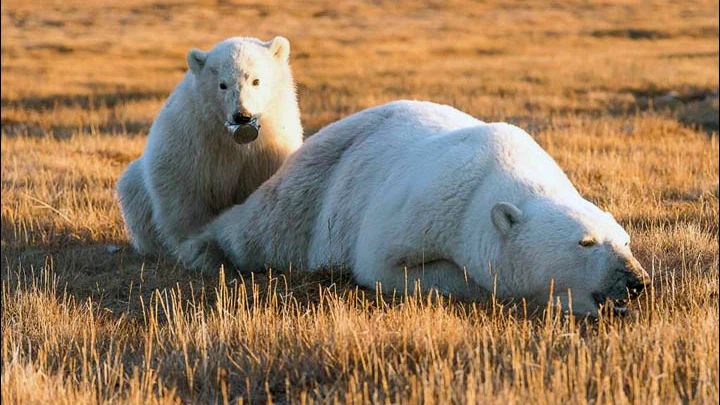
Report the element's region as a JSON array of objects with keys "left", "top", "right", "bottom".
[{"left": 177, "top": 232, "right": 226, "bottom": 273}]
